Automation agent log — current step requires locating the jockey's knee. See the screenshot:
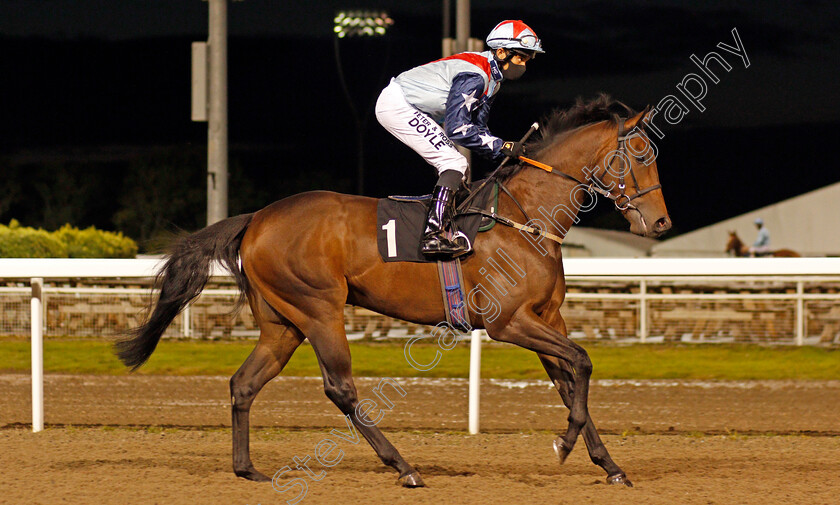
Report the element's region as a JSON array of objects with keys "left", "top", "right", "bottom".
[
  {"left": 435, "top": 169, "right": 465, "bottom": 189},
  {"left": 436, "top": 158, "right": 468, "bottom": 178}
]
